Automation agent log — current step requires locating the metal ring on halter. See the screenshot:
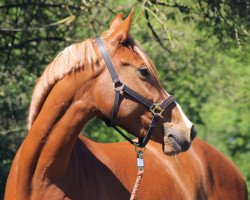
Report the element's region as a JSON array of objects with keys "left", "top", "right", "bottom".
[
  {"left": 113, "top": 81, "right": 122, "bottom": 87},
  {"left": 135, "top": 146, "right": 146, "bottom": 153},
  {"left": 113, "top": 82, "right": 124, "bottom": 92},
  {"left": 150, "top": 103, "right": 165, "bottom": 116}
]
